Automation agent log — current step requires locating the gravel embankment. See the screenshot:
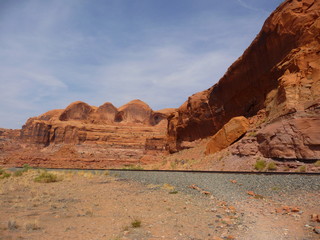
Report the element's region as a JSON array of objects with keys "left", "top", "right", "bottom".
[{"left": 109, "top": 170, "right": 320, "bottom": 202}]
